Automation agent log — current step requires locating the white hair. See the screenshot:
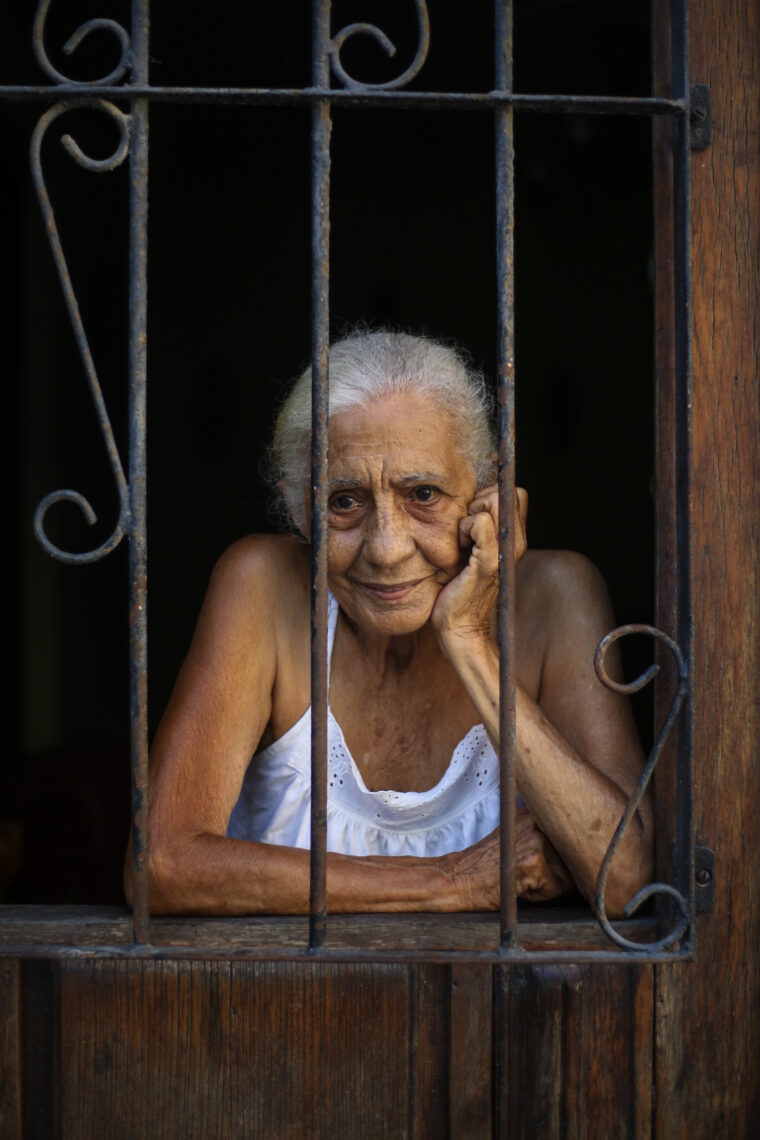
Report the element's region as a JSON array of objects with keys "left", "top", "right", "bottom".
[{"left": 269, "top": 330, "right": 496, "bottom": 532}]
